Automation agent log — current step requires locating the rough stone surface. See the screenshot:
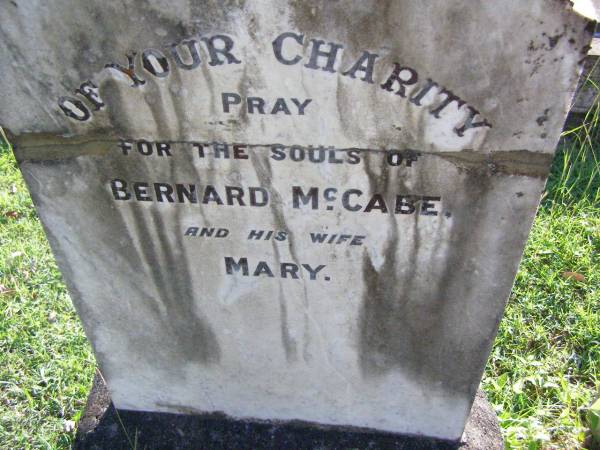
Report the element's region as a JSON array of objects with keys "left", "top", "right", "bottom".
[
  {"left": 0, "top": 0, "right": 595, "bottom": 442},
  {"left": 74, "top": 372, "right": 502, "bottom": 450}
]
